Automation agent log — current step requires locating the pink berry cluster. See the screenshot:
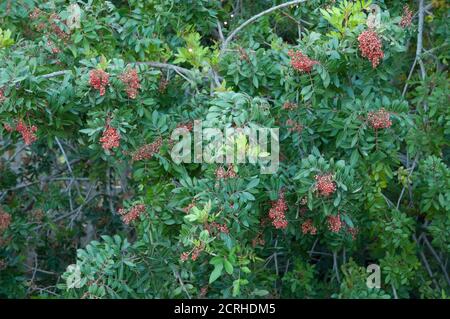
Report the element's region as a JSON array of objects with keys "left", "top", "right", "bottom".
[
  {"left": 0, "top": 209, "right": 11, "bottom": 233},
  {"left": 327, "top": 214, "right": 342, "bottom": 233},
  {"left": 29, "top": 9, "right": 70, "bottom": 41},
  {"left": 49, "top": 13, "right": 70, "bottom": 41},
  {"left": 358, "top": 30, "right": 384, "bottom": 68},
  {"left": 132, "top": 137, "right": 163, "bottom": 161},
  {"left": 252, "top": 234, "right": 265, "bottom": 247},
  {"left": 288, "top": 50, "right": 319, "bottom": 73},
  {"left": 3, "top": 123, "right": 13, "bottom": 132},
  {"left": 16, "top": 119, "right": 38, "bottom": 145},
  {"left": 120, "top": 68, "right": 141, "bottom": 99},
  {"left": 180, "top": 244, "right": 204, "bottom": 262},
  {"left": 400, "top": 5, "right": 413, "bottom": 28},
  {"left": 301, "top": 219, "right": 317, "bottom": 235},
  {"left": 89, "top": 69, "right": 109, "bottom": 96},
  {"left": 29, "top": 7, "right": 41, "bottom": 20},
  {"left": 282, "top": 101, "right": 298, "bottom": 110},
  {"left": 199, "top": 286, "right": 208, "bottom": 297},
  {"left": 176, "top": 122, "right": 194, "bottom": 132},
  {"left": 47, "top": 40, "right": 61, "bottom": 54},
  {"left": 183, "top": 201, "right": 196, "bottom": 214},
  {"left": 118, "top": 204, "right": 146, "bottom": 225},
  {"left": 368, "top": 108, "right": 392, "bottom": 129},
  {"left": 215, "top": 164, "right": 237, "bottom": 180},
  {"left": 286, "top": 119, "right": 303, "bottom": 133},
  {"left": 314, "top": 173, "right": 336, "bottom": 197},
  {"left": 205, "top": 221, "right": 229, "bottom": 235},
  {"left": 268, "top": 191, "right": 288, "bottom": 229},
  {"left": 100, "top": 124, "right": 120, "bottom": 150},
  {"left": 348, "top": 227, "right": 358, "bottom": 240}
]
